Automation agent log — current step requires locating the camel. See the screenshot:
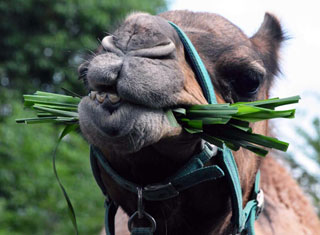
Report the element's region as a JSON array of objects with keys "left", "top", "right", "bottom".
[{"left": 77, "top": 10, "right": 320, "bottom": 234}]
